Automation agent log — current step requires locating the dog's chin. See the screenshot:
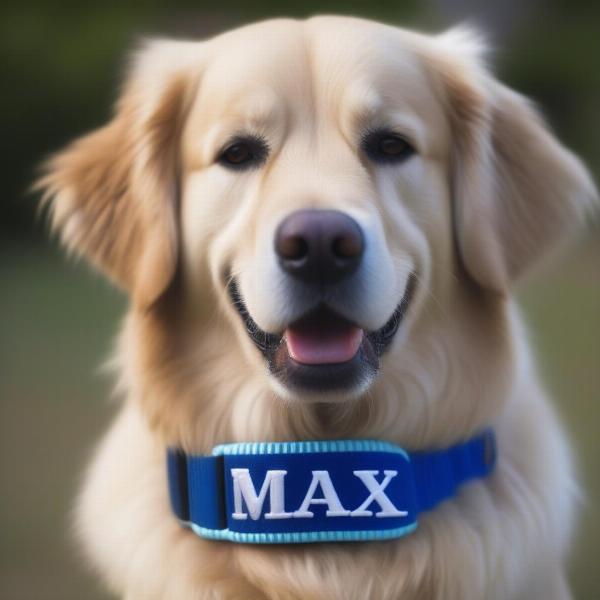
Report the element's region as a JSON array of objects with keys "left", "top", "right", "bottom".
[
  {"left": 267, "top": 360, "right": 375, "bottom": 403},
  {"left": 227, "top": 274, "right": 416, "bottom": 401}
]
